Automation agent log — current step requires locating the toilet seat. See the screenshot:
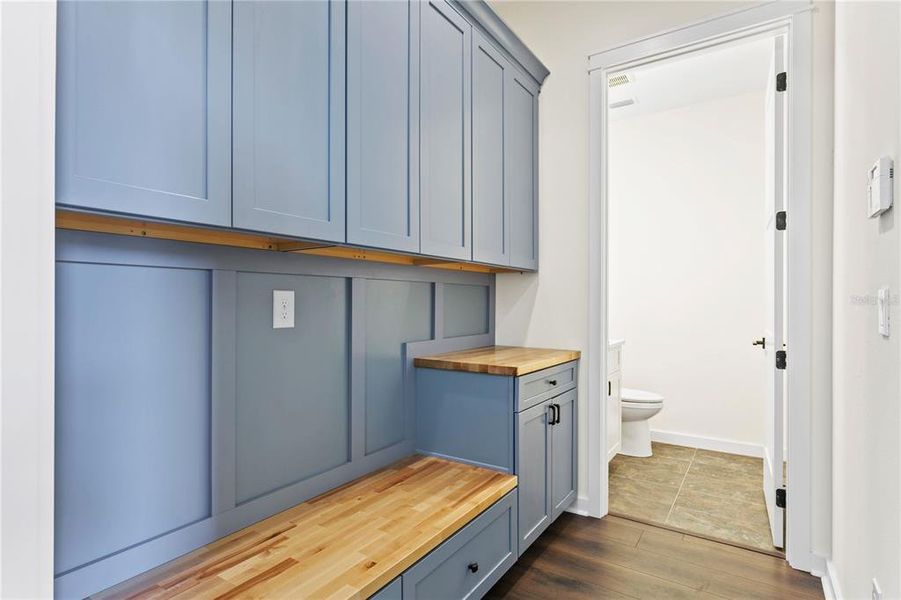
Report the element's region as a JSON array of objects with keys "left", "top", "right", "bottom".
[{"left": 621, "top": 387, "right": 664, "bottom": 404}]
